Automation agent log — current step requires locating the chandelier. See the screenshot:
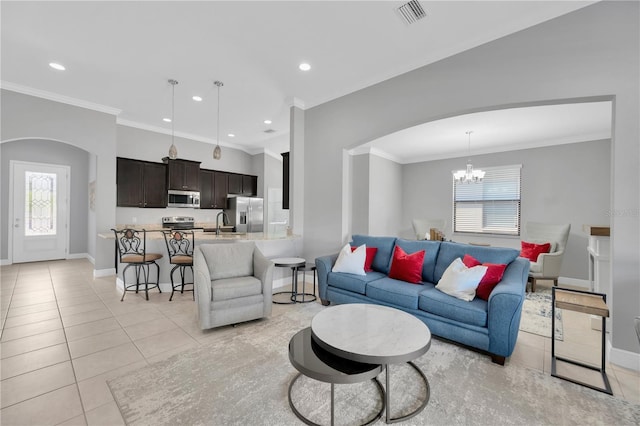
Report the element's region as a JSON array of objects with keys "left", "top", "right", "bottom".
[
  {"left": 167, "top": 79, "right": 178, "bottom": 160},
  {"left": 213, "top": 80, "right": 223, "bottom": 160},
  {"left": 453, "top": 131, "right": 485, "bottom": 183}
]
